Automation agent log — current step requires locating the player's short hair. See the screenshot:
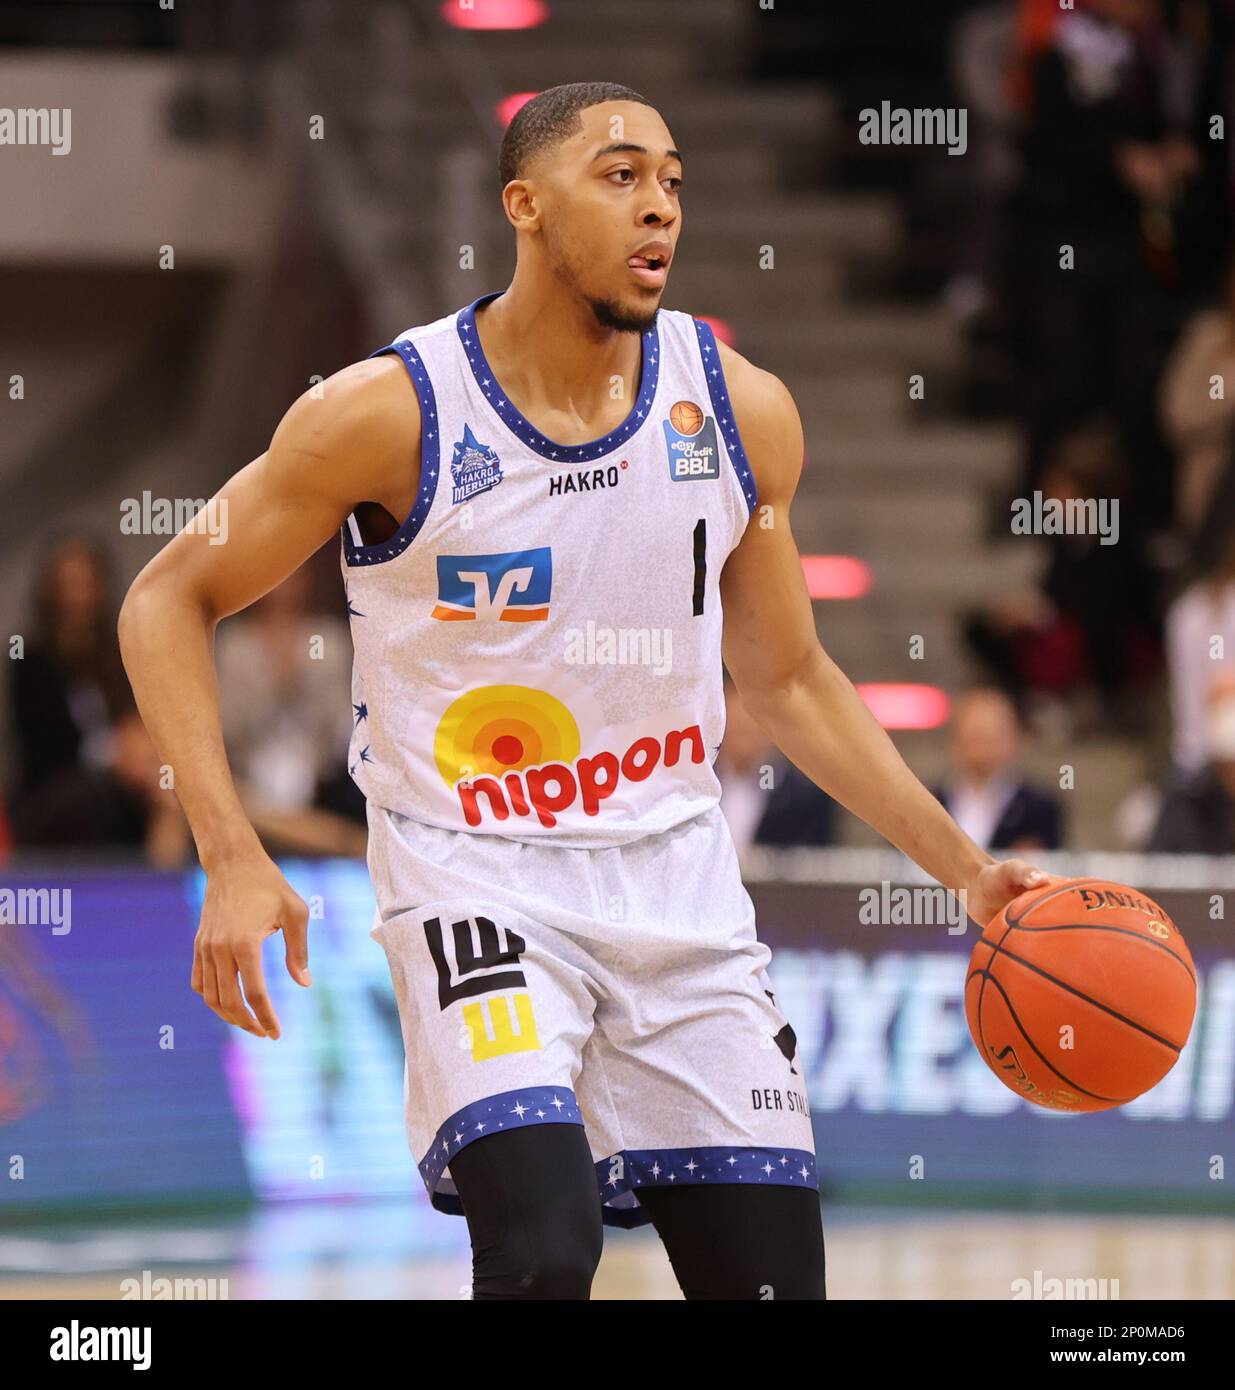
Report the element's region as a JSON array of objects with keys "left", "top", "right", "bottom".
[{"left": 498, "top": 82, "right": 653, "bottom": 190}]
